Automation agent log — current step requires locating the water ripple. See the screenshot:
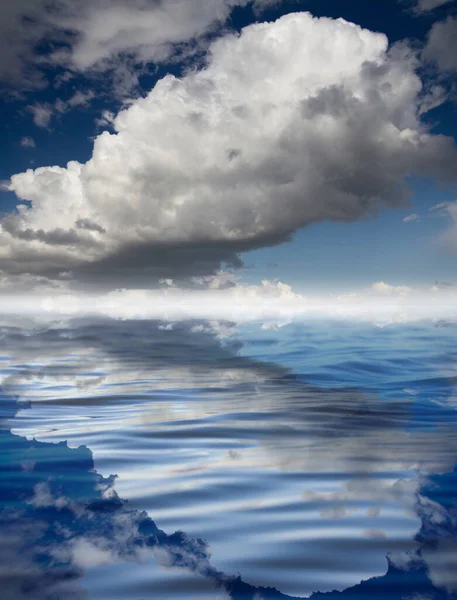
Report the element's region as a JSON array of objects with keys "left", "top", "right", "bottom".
[{"left": 1, "top": 318, "right": 457, "bottom": 598}]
